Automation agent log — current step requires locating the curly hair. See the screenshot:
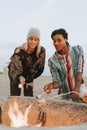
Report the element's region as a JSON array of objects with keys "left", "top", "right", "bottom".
[{"left": 51, "top": 28, "right": 68, "bottom": 40}]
